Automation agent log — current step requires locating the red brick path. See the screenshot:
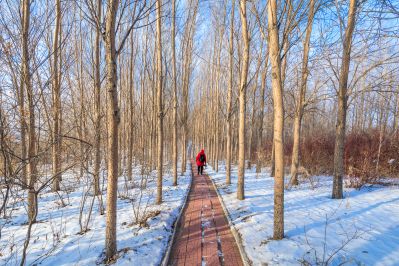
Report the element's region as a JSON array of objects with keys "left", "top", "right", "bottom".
[{"left": 169, "top": 161, "right": 243, "bottom": 266}]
